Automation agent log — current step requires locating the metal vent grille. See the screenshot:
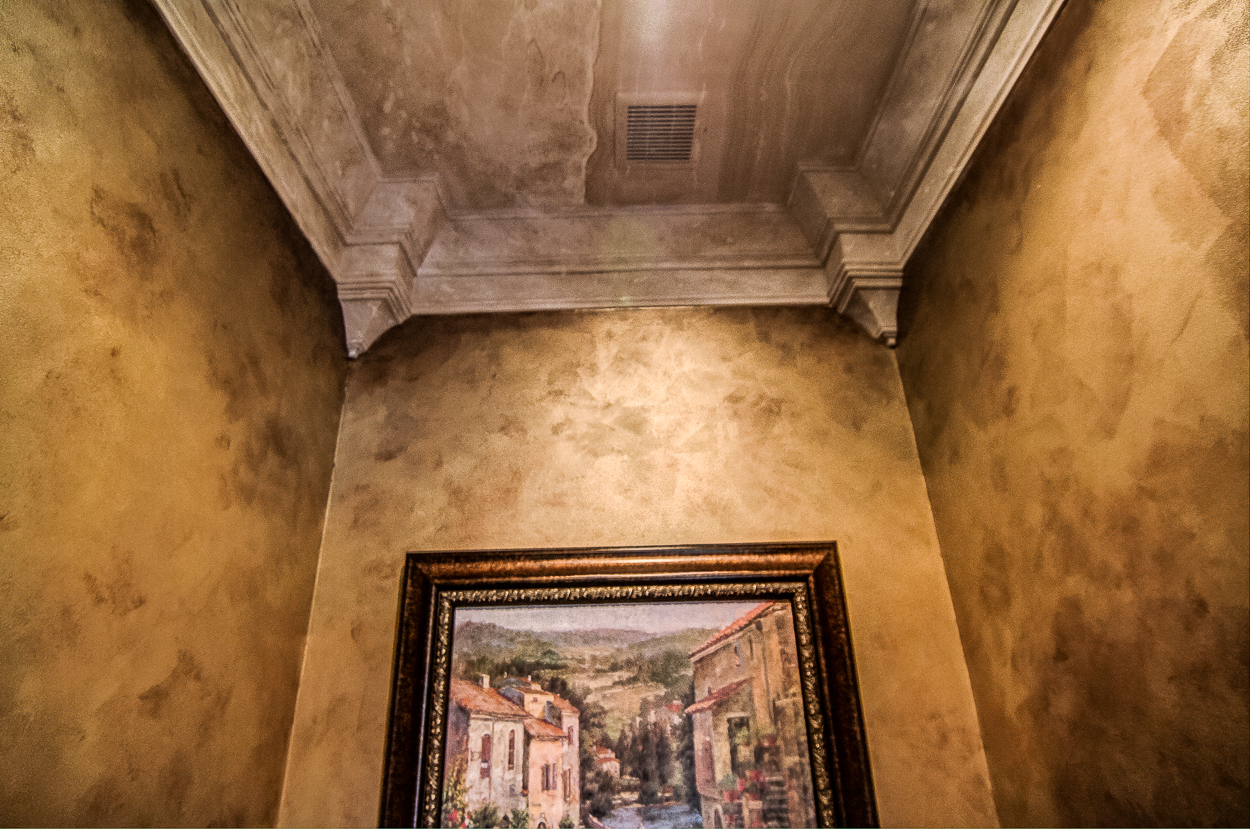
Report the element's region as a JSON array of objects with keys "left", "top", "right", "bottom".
[{"left": 626, "top": 104, "right": 697, "bottom": 162}]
